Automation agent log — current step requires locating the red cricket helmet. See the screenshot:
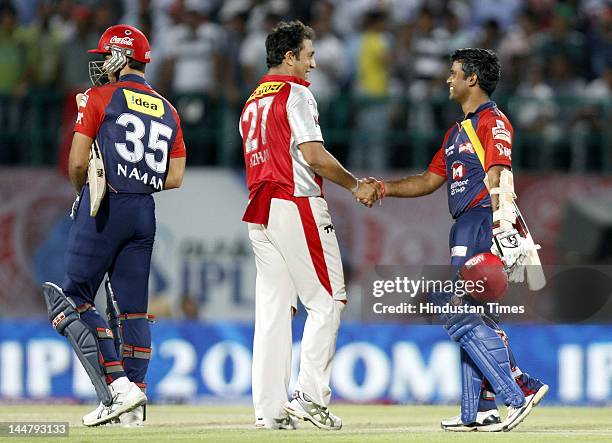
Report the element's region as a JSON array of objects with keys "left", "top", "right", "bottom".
[
  {"left": 88, "top": 24, "right": 151, "bottom": 64},
  {"left": 460, "top": 252, "right": 508, "bottom": 303}
]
